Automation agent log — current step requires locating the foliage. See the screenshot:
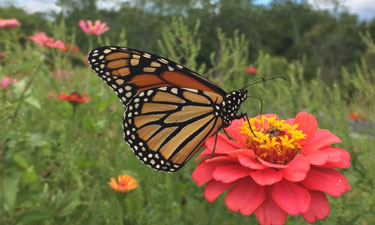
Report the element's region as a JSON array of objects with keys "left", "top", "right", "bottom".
[
  {"left": 0, "top": 2, "right": 374, "bottom": 225},
  {"left": 2, "top": 0, "right": 373, "bottom": 82}
]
